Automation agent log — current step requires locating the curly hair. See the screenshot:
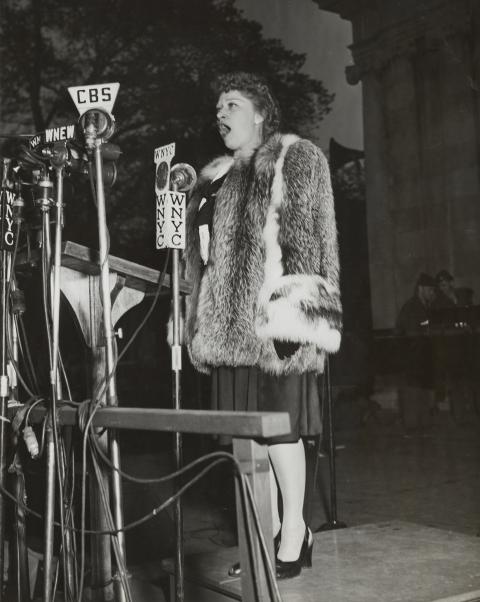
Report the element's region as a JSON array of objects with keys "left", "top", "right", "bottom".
[{"left": 212, "top": 72, "right": 281, "bottom": 140}]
